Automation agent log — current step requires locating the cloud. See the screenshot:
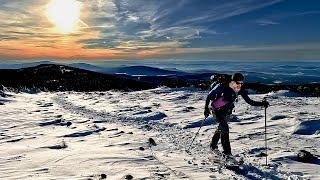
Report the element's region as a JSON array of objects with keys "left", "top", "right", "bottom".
[
  {"left": 254, "top": 11, "right": 320, "bottom": 26},
  {"left": 80, "top": 0, "right": 284, "bottom": 50},
  {"left": 157, "top": 0, "right": 283, "bottom": 27},
  {"left": 256, "top": 20, "right": 280, "bottom": 26},
  {"left": 134, "top": 43, "right": 320, "bottom": 60},
  {"left": 269, "top": 11, "right": 320, "bottom": 20},
  {"left": 6, "top": 0, "right": 320, "bottom": 60},
  {"left": 0, "top": 0, "right": 283, "bottom": 48}
]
